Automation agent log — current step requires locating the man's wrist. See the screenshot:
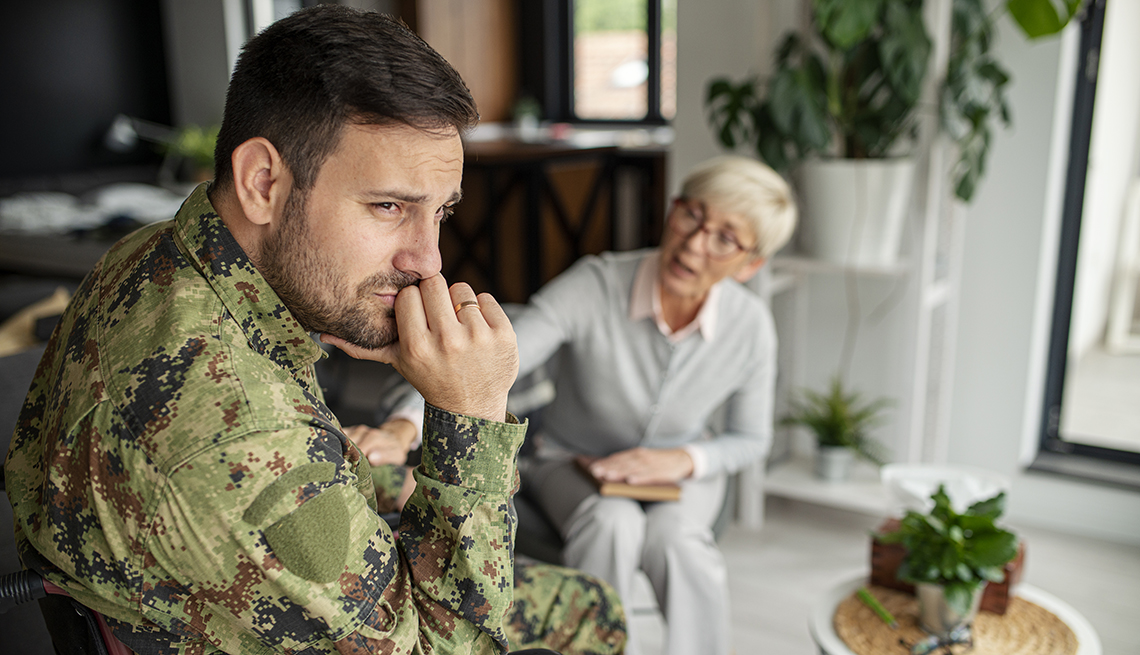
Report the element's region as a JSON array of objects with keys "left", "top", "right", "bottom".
[{"left": 419, "top": 403, "right": 526, "bottom": 492}]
